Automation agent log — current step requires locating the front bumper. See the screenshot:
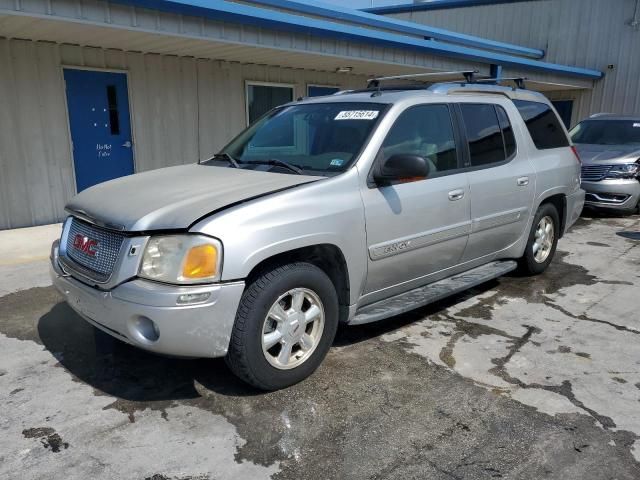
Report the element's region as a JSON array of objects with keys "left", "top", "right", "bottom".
[
  {"left": 50, "top": 241, "right": 244, "bottom": 358},
  {"left": 581, "top": 179, "right": 640, "bottom": 212}
]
